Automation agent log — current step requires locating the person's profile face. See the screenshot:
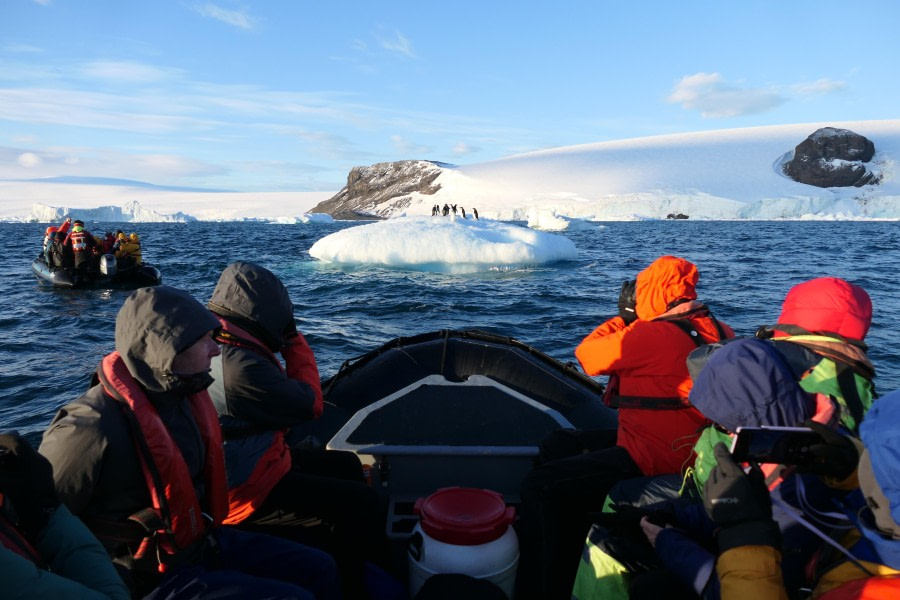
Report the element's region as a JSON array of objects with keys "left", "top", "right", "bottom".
[{"left": 171, "top": 332, "right": 220, "bottom": 374}]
